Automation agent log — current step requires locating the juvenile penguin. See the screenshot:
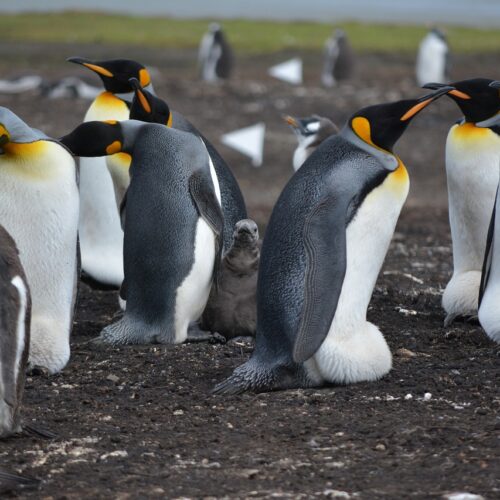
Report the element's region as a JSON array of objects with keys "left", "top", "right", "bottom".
[
  {"left": 198, "top": 23, "right": 234, "bottom": 83},
  {"left": 0, "top": 107, "right": 79, "bottom": 374},
  {"left": 200, "top": 219, "right": 260, "bottom": 340},
  {"left": 0, "top": 224, "right": 30, "bottom": 438},
  {"left": 284, "top": 114, "right": 339, "bottom": 171},
  {"left": 127, "top": 78, "right": 247, "bottom": 251},
  {"left": 67, "top": 57, "right": 154, "bottom": 288},
  {"left": 322, "top": 29, "right": 355, "bottom": 88},
  {"left": 416, "top": 28, "right": 450, "bottom": 87},
  {"left": 60, "top": 119, "right": 223, "bottom": 345},
  {"left": 423, "top": 79, "right": 500, "bottom": 325},
  {"left": 213, "top": 86, "right": 453, "bottom": 394}
]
